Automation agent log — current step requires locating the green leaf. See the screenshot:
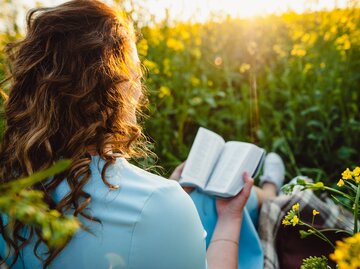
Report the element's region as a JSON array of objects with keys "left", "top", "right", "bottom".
[{"left": 0, "top": 159, "right": 71, "bottom": 194}]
